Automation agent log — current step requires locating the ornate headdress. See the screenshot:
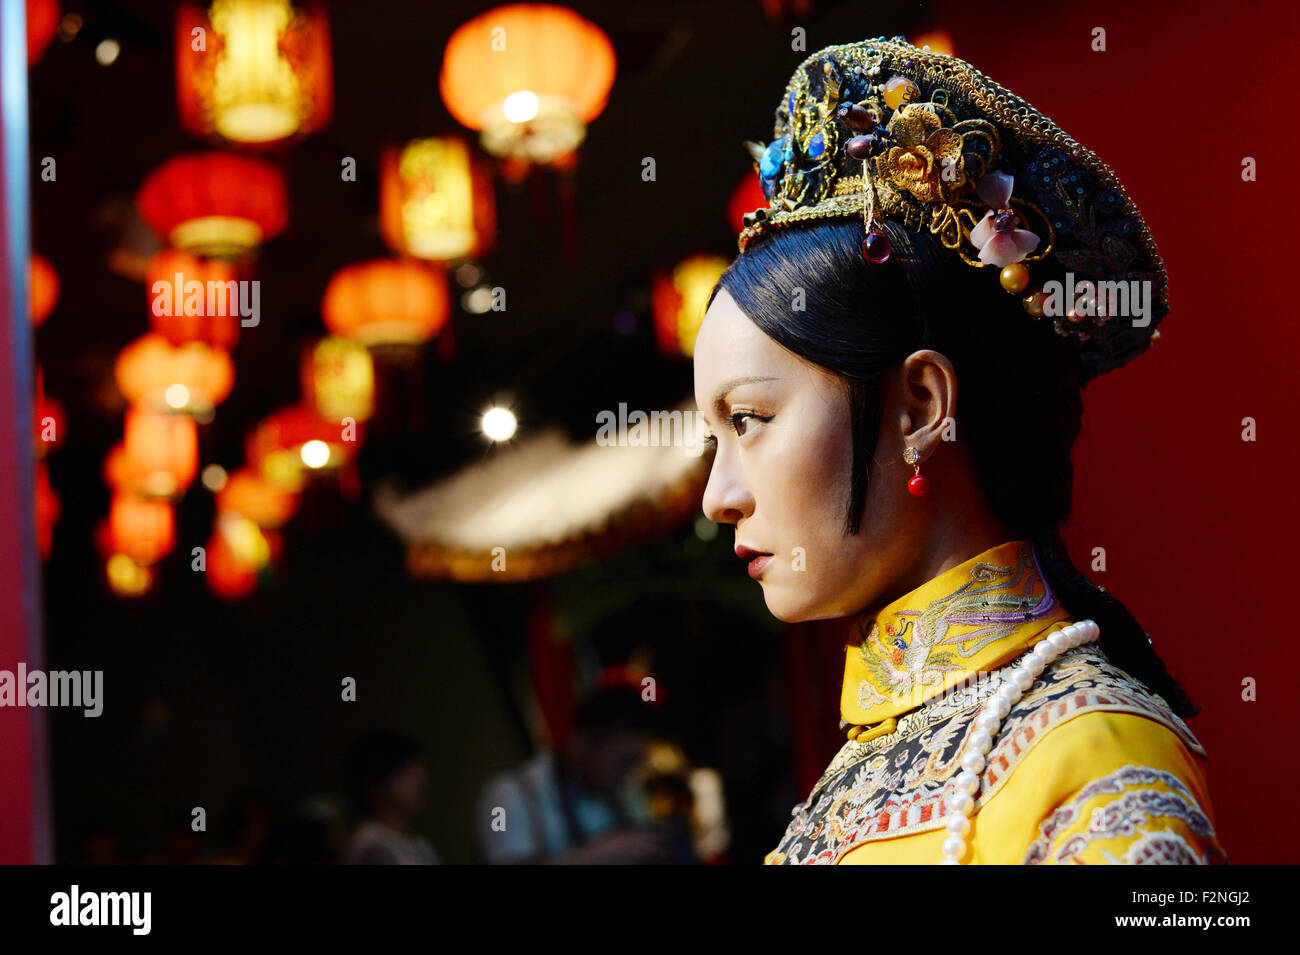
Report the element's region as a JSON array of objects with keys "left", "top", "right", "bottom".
[{"left": 738, "top": 37, "right": 1167, "bottom": 383}]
